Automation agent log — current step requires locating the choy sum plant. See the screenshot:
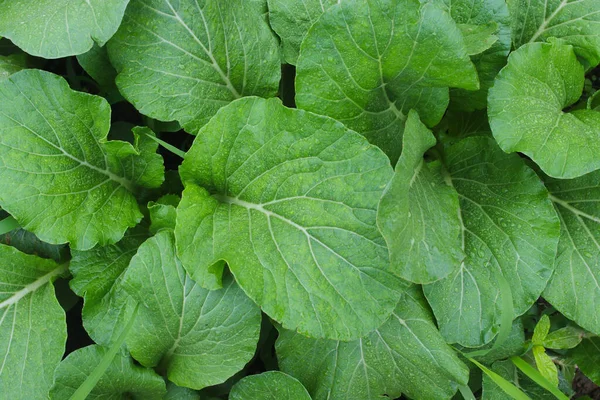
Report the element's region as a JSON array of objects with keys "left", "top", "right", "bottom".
[{"left": 1, "top": 0, "right": 600, "bottom": 399}]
